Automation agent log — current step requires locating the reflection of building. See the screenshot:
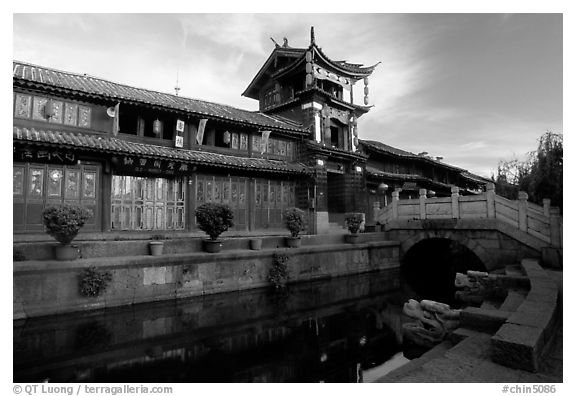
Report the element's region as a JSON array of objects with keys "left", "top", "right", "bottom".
[
  {"left": 14, "top": 271, "right": 403, "bottom": 383},
  {"left": 13, "top": 27, "right": 489, "bottom": 237}
]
